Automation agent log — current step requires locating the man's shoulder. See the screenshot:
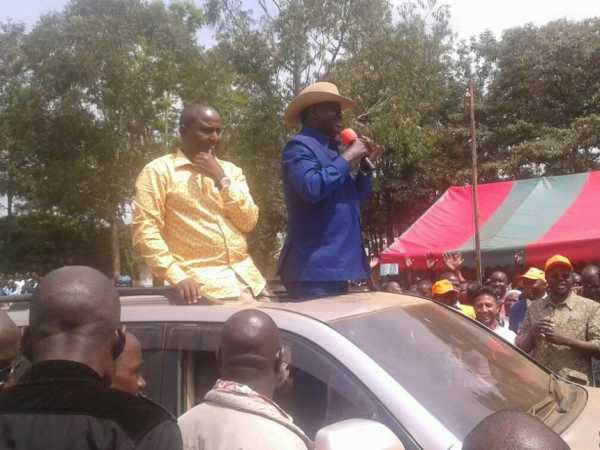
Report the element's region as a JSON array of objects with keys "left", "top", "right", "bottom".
[
  {"left": 0, "top": 381, "right": 176, "bottom": 444},
  {"left": 104, "top": 390, "right": 177, "bottom": 438},
  {"left": 217, "top": 158, "right": 243, "bottom": 176},
  {"left": 284, "top": 130, "right": 325, "bottom": 153},
  {"left": 497, "top": 326, "right": 516, "bottom": 339},
  {"left": 460, "top": 304, "right": 475, "bottom": 318},
  {"left": 527, "top": 296, "right": 549, "bottom": 314},
  {"left": 512, "top": 298, "right": 527, "bottom": 313},
  {"left": 141, "top": 152, "right": 178, "bottom": 172},
  {"left": 179, "top": 402, "right": 308, "bottom": 449},
  {"left": 570, "top": 293, "right": 600, "bottom": 313},
  {"left": 108, "top": 389, "right": 176, "bottom": 420}
]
